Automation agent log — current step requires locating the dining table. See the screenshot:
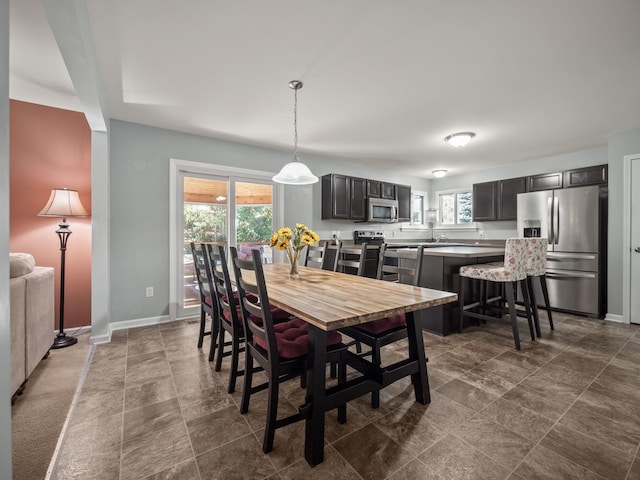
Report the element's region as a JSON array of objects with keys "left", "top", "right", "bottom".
[{"left": 259, "top": 263, "right": 458, "bottom": 466}]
